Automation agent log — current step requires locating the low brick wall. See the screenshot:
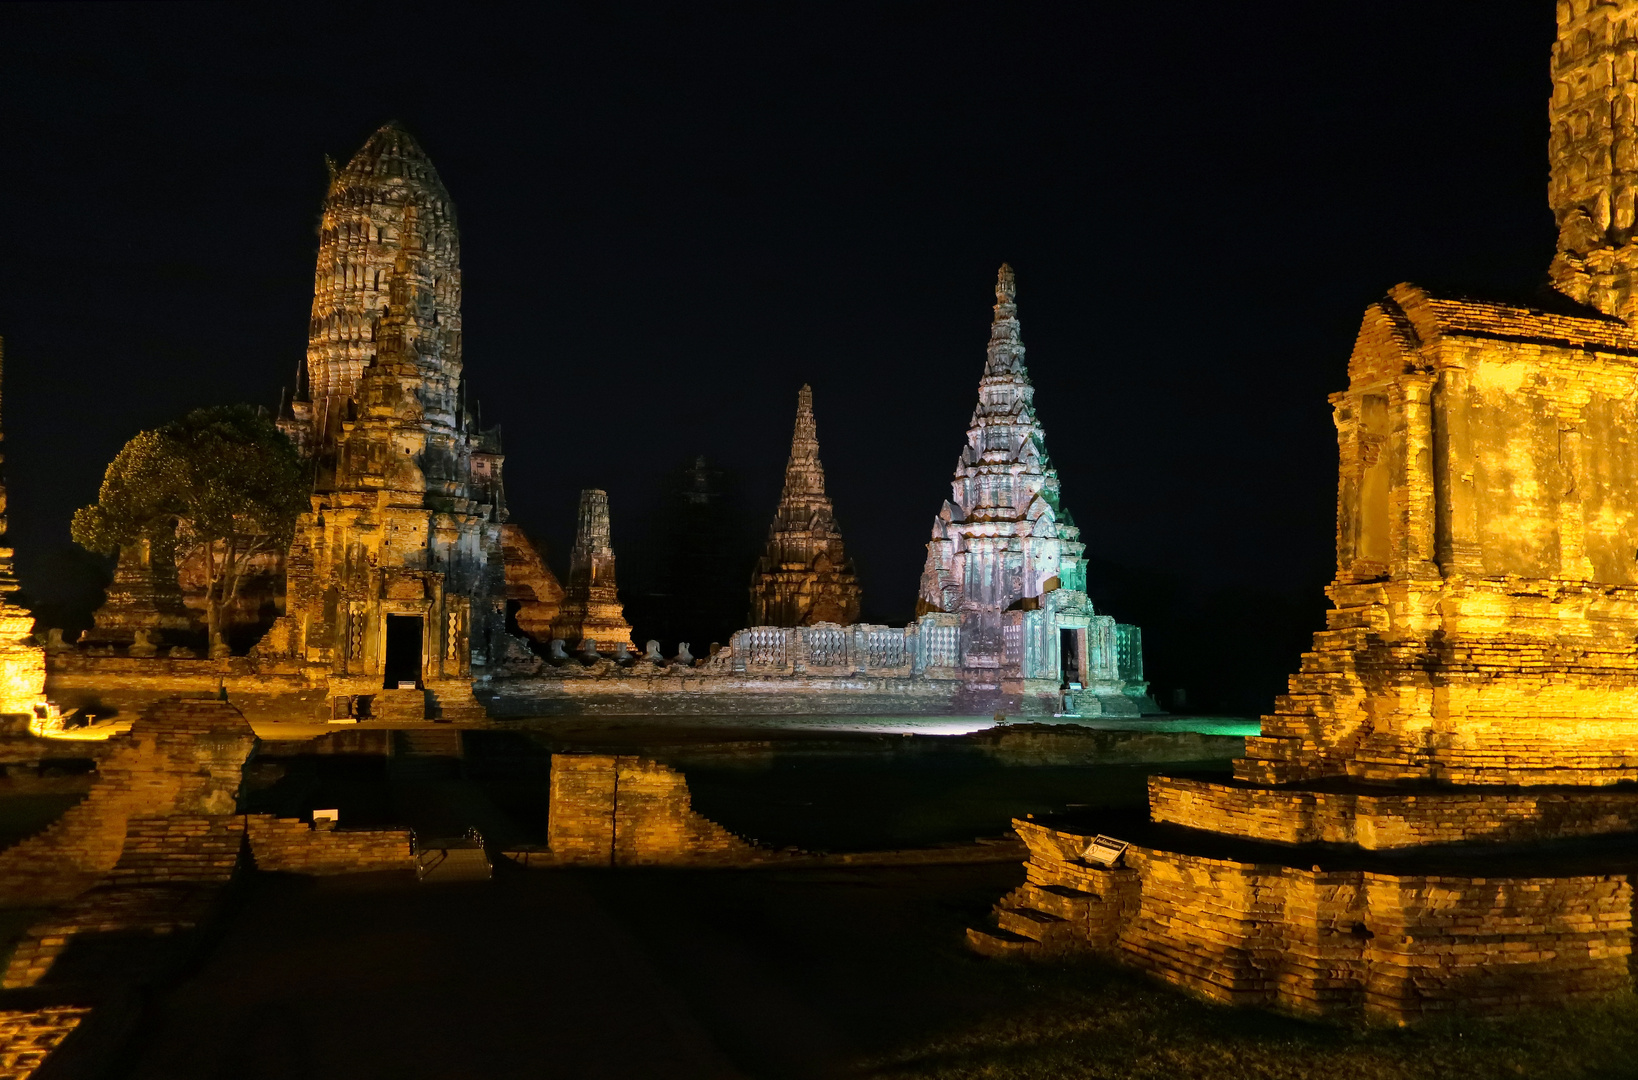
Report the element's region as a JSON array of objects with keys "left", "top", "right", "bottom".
[
  {"left": 546, "top": 754, "right": 766, "bottom": 866},
  {"left": 488, "top": 674, "right": 964, "bottom": 717},
  {"left": 978, "top": 728, "right": 1242, "bottom": 767},
  {"left": 45, "top": 653, "right": 326, "bottom": 724},
  {"left": 1149, "top": 775, "right": 1638, "bottom": 849},
  {"left": 976, "top": 820, "right": 1633, "bottom": 1022},
  {"left": 0, "top": 1005, "right": 91, "bottom": 1077},
  {"left": 243, "top": 814, "right": 413, "bottom": 874}
]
